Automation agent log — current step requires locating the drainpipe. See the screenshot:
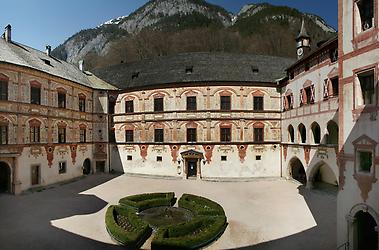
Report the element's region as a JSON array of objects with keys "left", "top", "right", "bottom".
[{"left": 278, "top": 79, "right": 283, "bottom": 178}]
